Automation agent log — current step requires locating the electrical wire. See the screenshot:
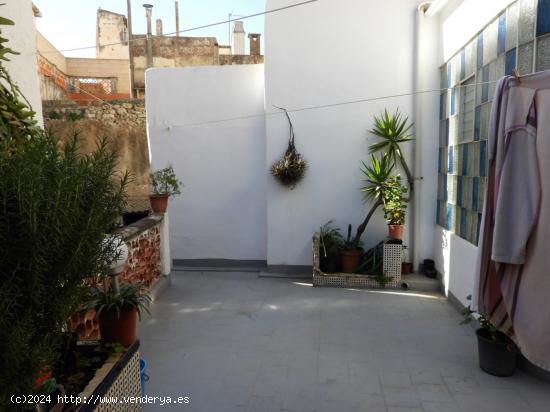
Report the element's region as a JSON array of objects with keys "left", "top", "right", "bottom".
[{"left": 39, "top": 0, "right": 319, "bottom": 55}]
